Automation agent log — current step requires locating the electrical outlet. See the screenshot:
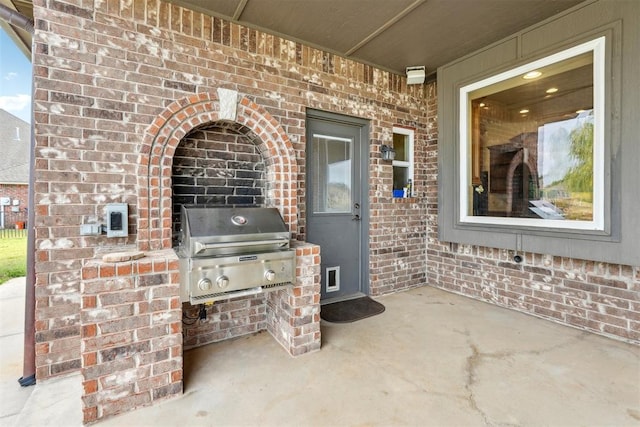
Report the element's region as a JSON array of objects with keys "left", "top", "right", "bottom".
[{"left": 80, "top": 224, "right": 102, "bottom": 236}]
